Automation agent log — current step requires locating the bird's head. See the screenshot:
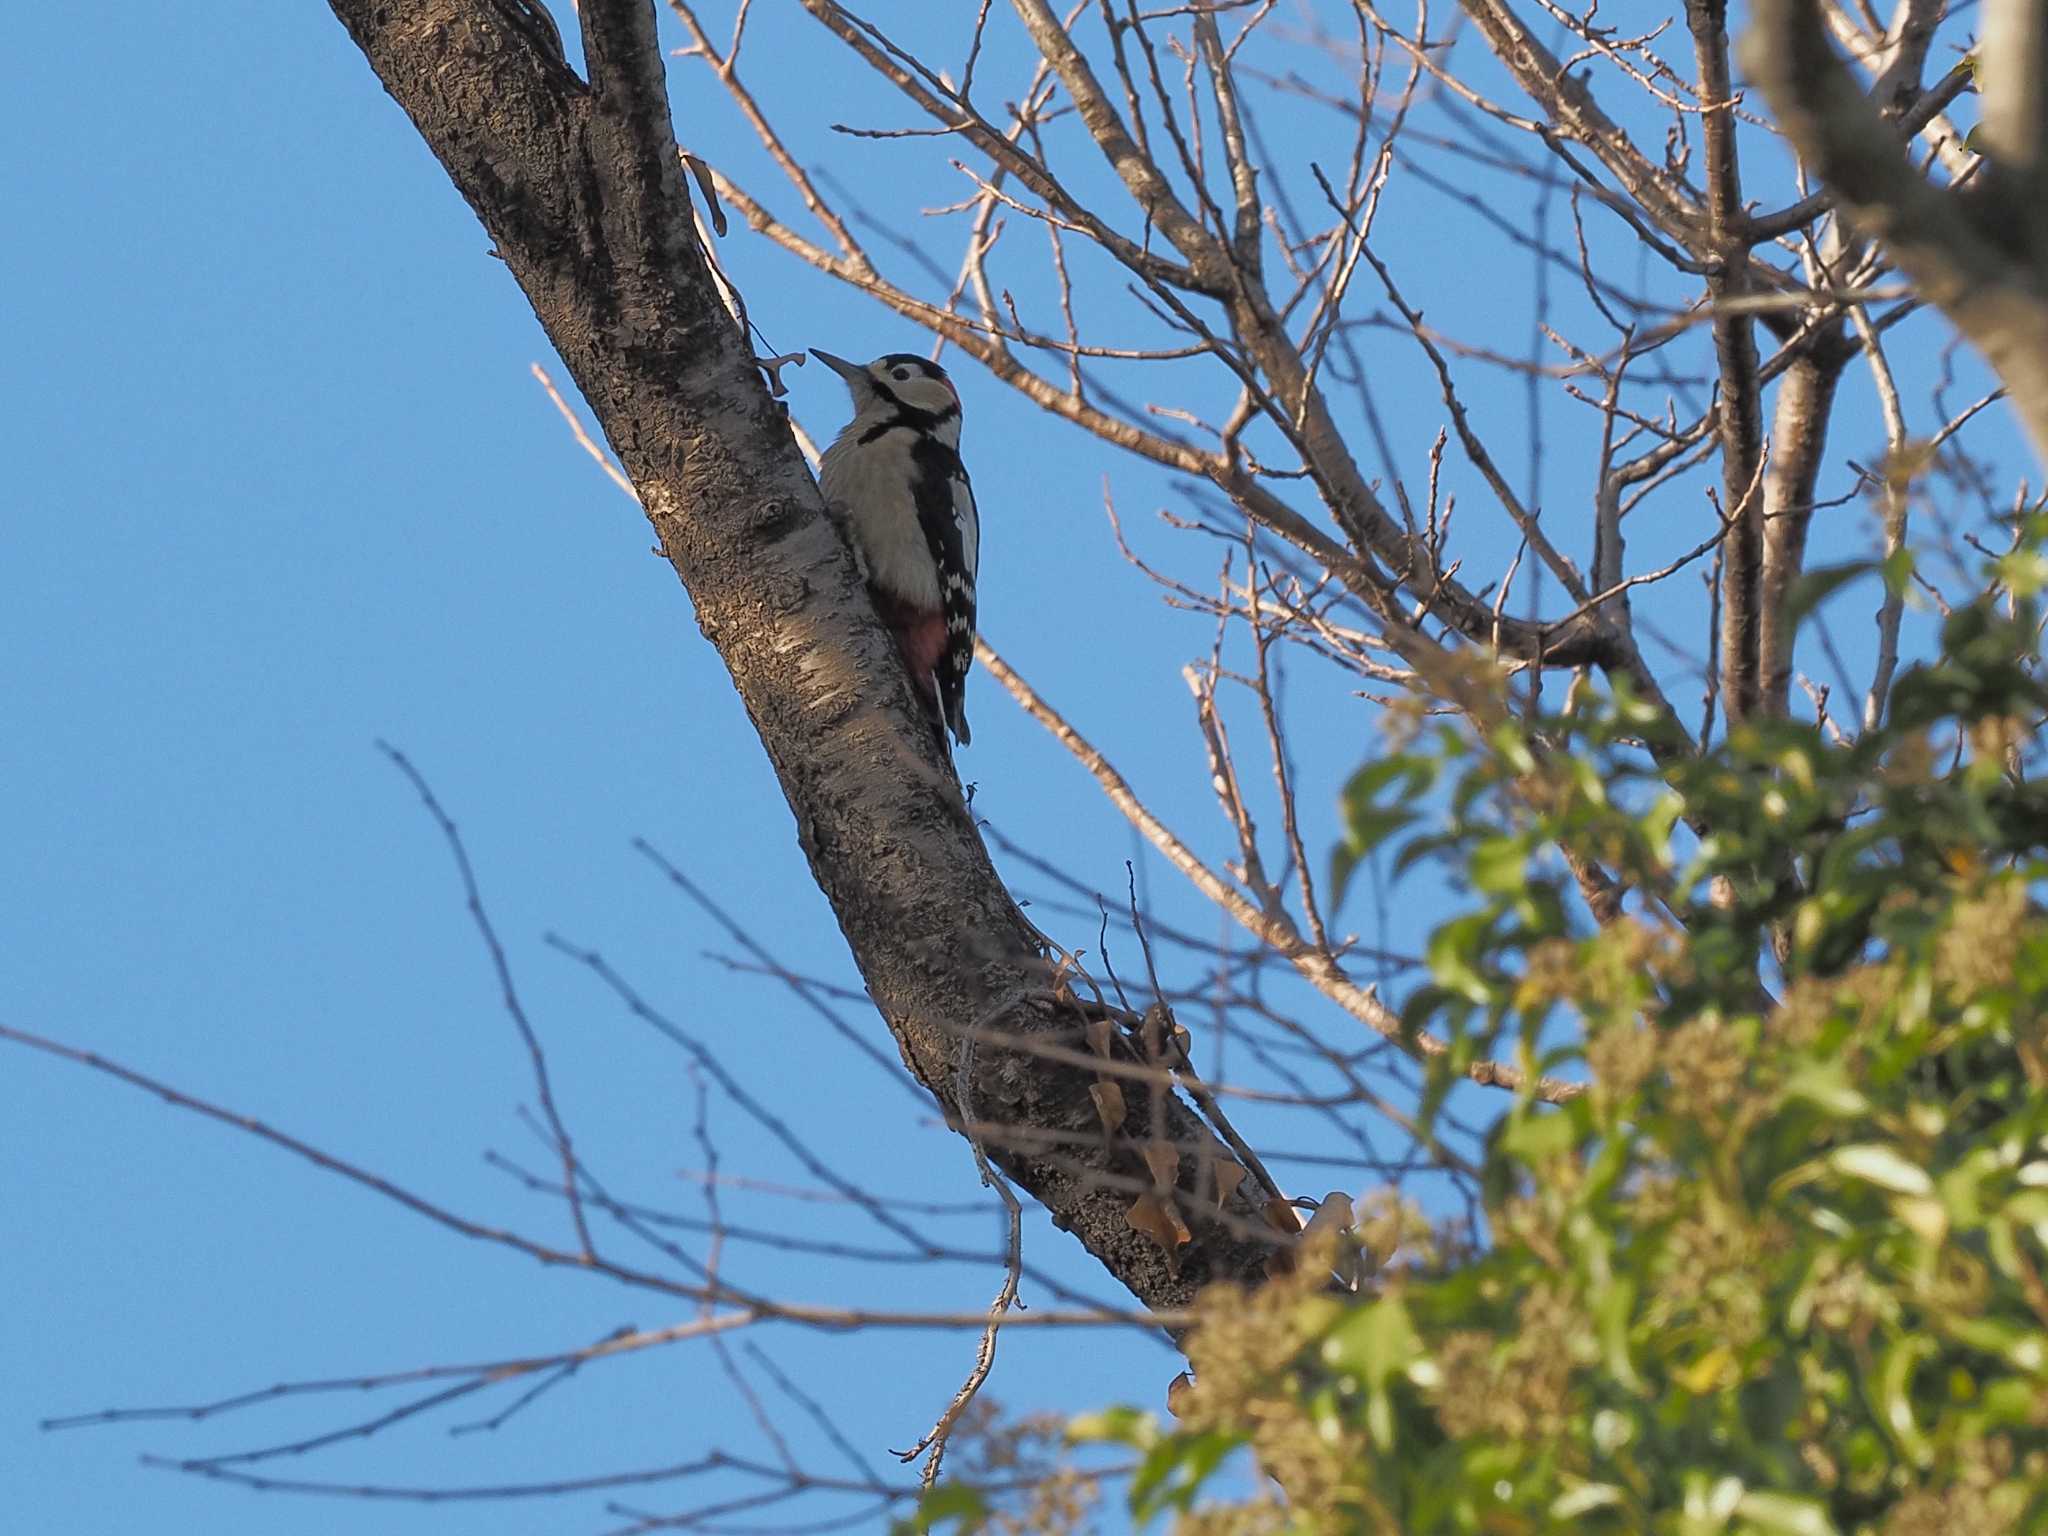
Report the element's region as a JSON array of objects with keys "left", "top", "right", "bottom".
[{"left": 812, "top": 350, "right": 961, "bottom": 428}]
